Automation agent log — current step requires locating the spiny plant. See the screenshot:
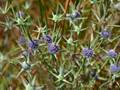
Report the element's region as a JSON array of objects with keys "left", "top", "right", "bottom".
[{"left": 0, "top": 0, "right": 120, "bottom": 90}]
